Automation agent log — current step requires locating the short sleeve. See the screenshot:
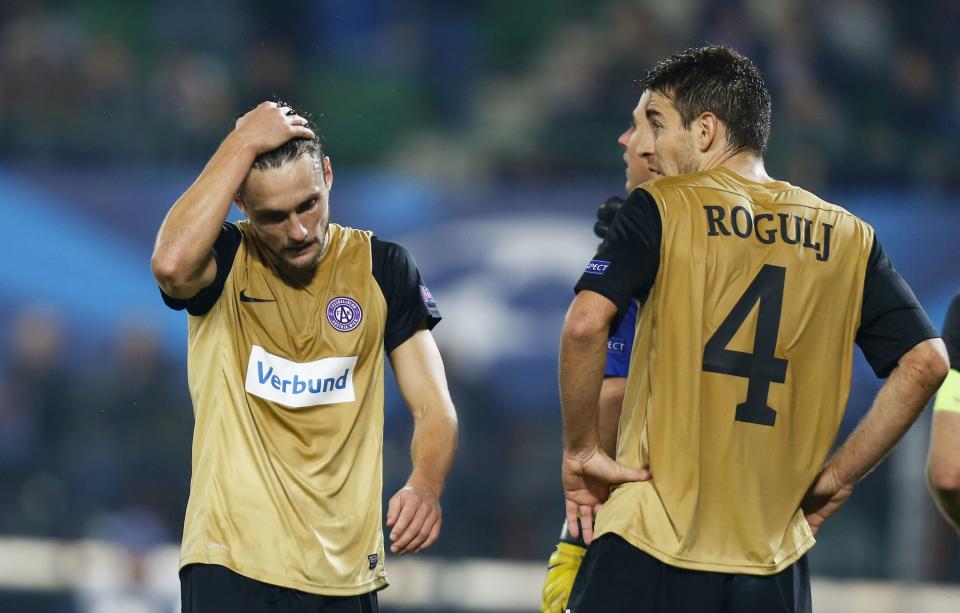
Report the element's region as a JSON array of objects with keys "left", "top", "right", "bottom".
[
  {"left": 159, "top": 222, "right": 242, "bottom": 317},
  {"left": 574, "top": 188, "right": 662, "bottom": 323},
  {"left": 605, "top": 300, "right": 638, "bottom": 377},
  {"left": 855, "top": 236, "right": 939, "bottom": 377},
  {"left": 371, "top": 238, "right": 442, "bottom": 354}
]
